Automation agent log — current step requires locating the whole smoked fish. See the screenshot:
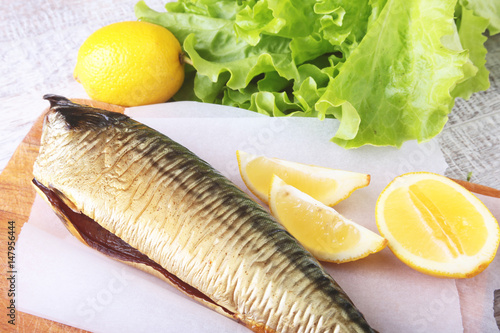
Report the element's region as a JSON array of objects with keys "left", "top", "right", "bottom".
[{"left": 33, "top": 95, "right": 375, "bottom": 332}]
